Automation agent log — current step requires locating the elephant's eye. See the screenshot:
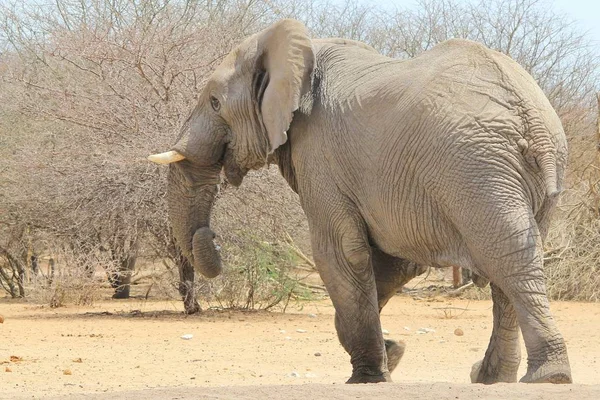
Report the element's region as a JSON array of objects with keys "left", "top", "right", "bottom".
[{"left": 210, "top": 96, "right": 221, "bottom": 112}]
